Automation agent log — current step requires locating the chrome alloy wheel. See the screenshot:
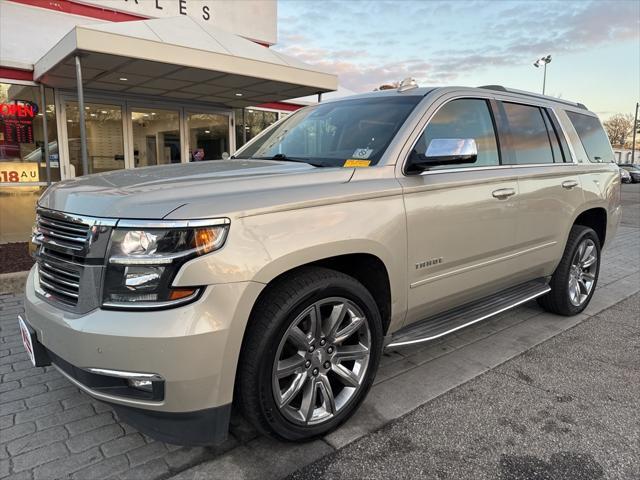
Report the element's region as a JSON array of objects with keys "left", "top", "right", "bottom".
[
  {"left": 568, "top": 238, "right": 598, "bottom": 307},
  {"left": 272, "top": 297, "right": 372, "bottom": 426}
]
